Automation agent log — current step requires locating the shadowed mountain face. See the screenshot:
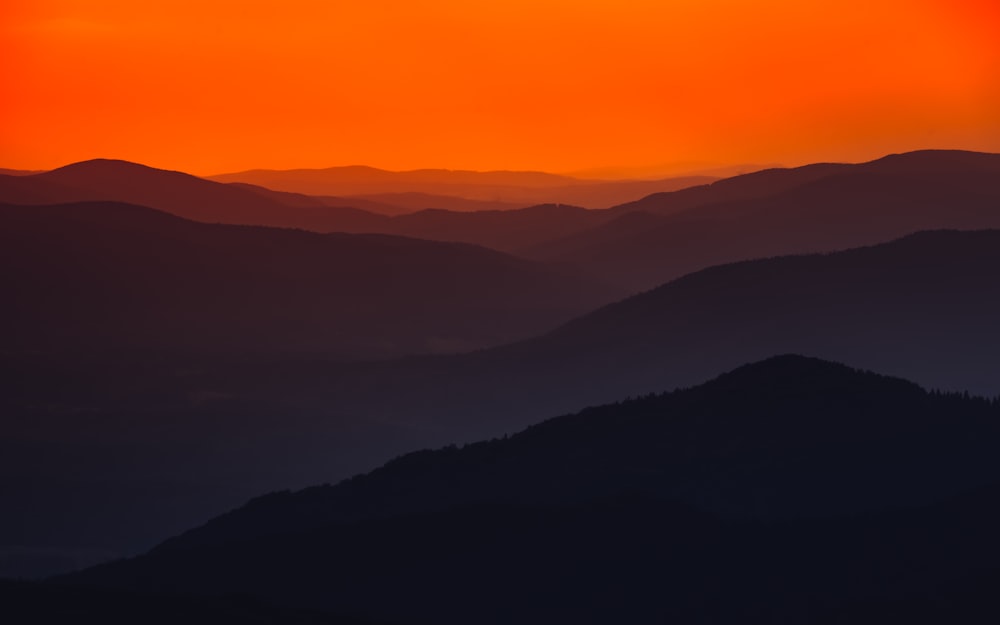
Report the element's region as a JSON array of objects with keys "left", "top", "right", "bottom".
[
  {"left": 530, "top": 150, "right": 1000, "bottom": 290},
  {"left": 3, "top": 230, "right": 1000, "bottom": 579},
  {"left": 0, "top": 201, "right": 620, "bottom": 359},
  {"left": 0, "top": 579, "right": 383, "bottom": 625},
  {"left": 61, "top": 356, "right": 1000, "bottom": 625},
  {"left": 208, "top": 165, "right": 717, "bottom": 208}
]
